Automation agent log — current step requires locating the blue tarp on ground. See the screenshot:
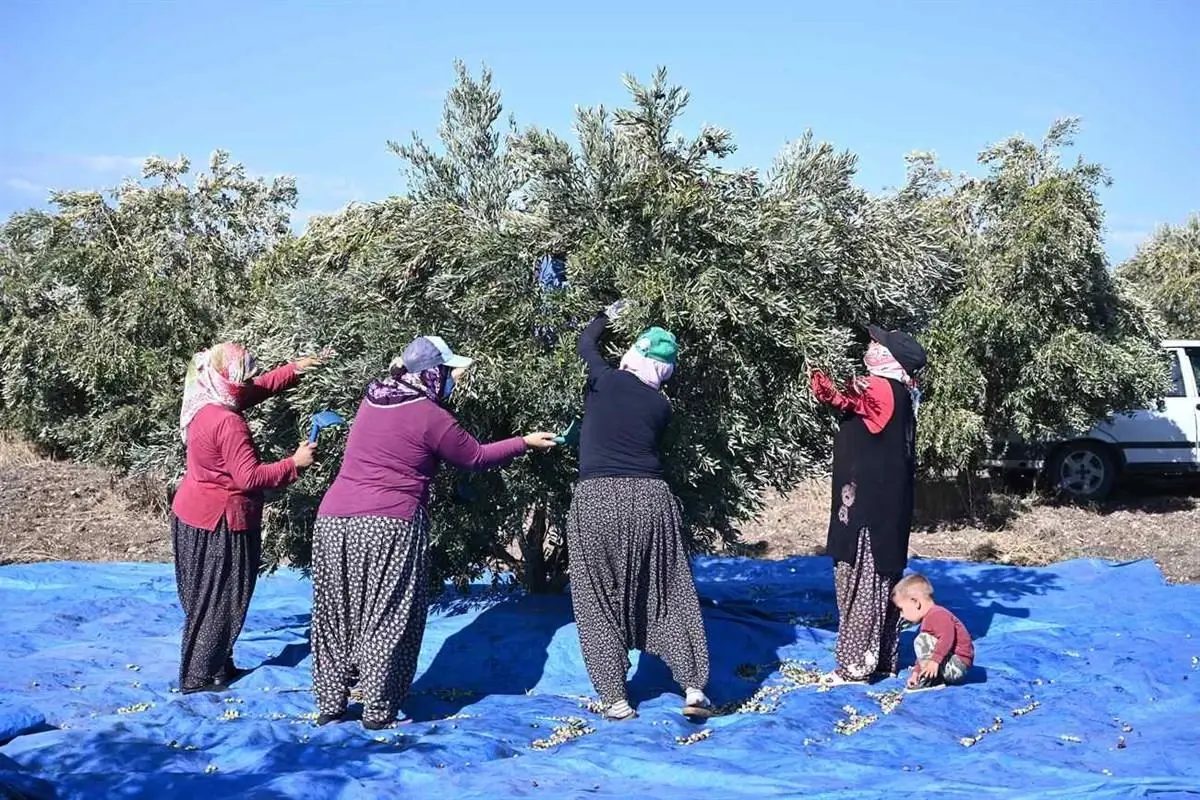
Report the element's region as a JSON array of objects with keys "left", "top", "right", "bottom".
[{"left": 1, "top": 556, "right": 1198, "bottom": 799}]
